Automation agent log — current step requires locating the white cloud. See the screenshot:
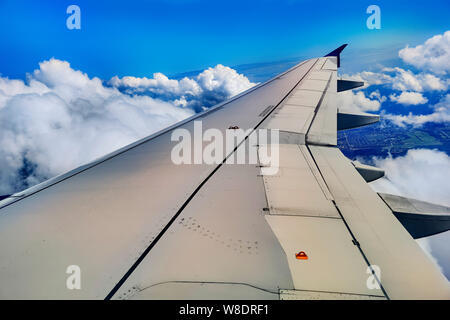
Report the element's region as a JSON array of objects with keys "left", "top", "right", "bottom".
[
  {"left": 109, "top": 72, "right": 202, "bottom": 99},
  {"left": 109, "top": 64, "right": 256, "bottom": 112},
  {"left": 371, "top": 149, "right": 450, "bottom": 206},
  {"left": 0, "top": 59, "right": 254, "bottom": 194},
  {"left": 389, "top": 91, "right": 428, "bottom": 105},
  {"left": 369, "top": 90, "right": 386, "bottom": 101},
  {"left": 416, "top": 236, "right": 447, "bottom": 277},
  {"left": 385, "top": 93, "right": 450, "bottom": 126},
  {"left": 341, "top": 33, "right": 450, "bottom": 127},
  {"left": 383, "top": 67, "right": 447, "bottom": 92},
  {"left": 420, "top": 73, "right": 449, "bottom": 91},
  {"left": 337, "top": 89, "right": 385, "bottom": 113},
  {"left": 399, "top": 30, "right": 450, "bottom": 74},
  {"left": 370, "top": 149, "right": 450, "bottom": 279},
  {"left": 341, "top": 71, "right": 392, "bottom": 87},
  {"left": 345, "top": 67, "right": 448, "bottom": 93}
]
